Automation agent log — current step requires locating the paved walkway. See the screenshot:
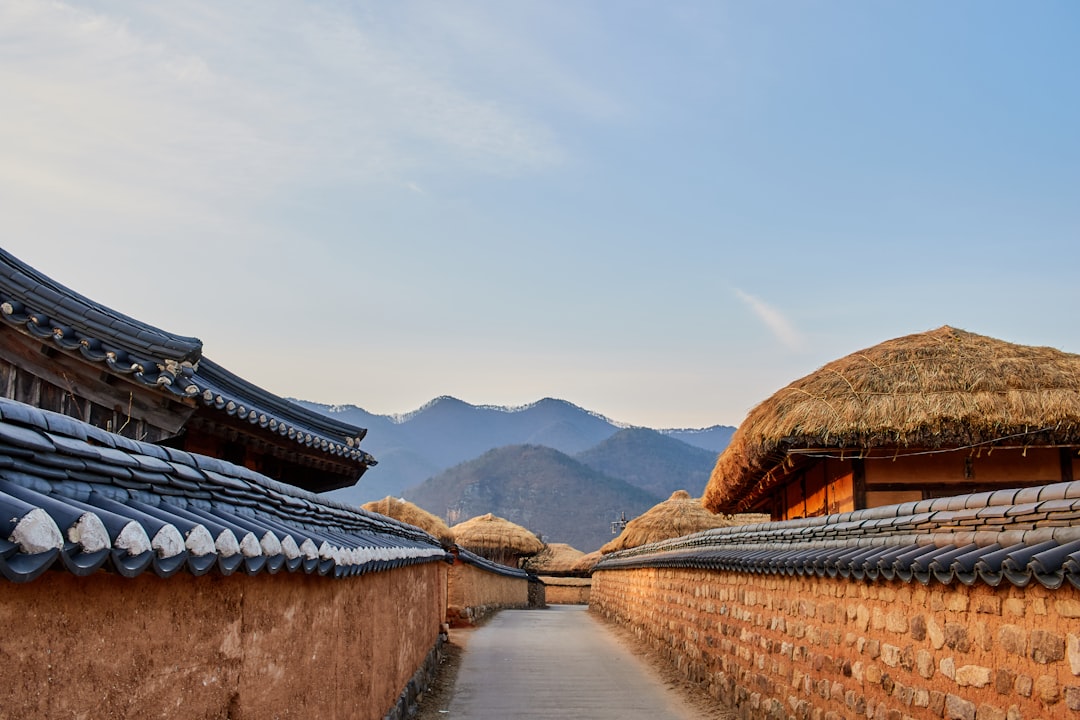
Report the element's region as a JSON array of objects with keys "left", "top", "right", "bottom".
[{"left": 444, "top": 605, "right": 703, "bottom": 720}]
